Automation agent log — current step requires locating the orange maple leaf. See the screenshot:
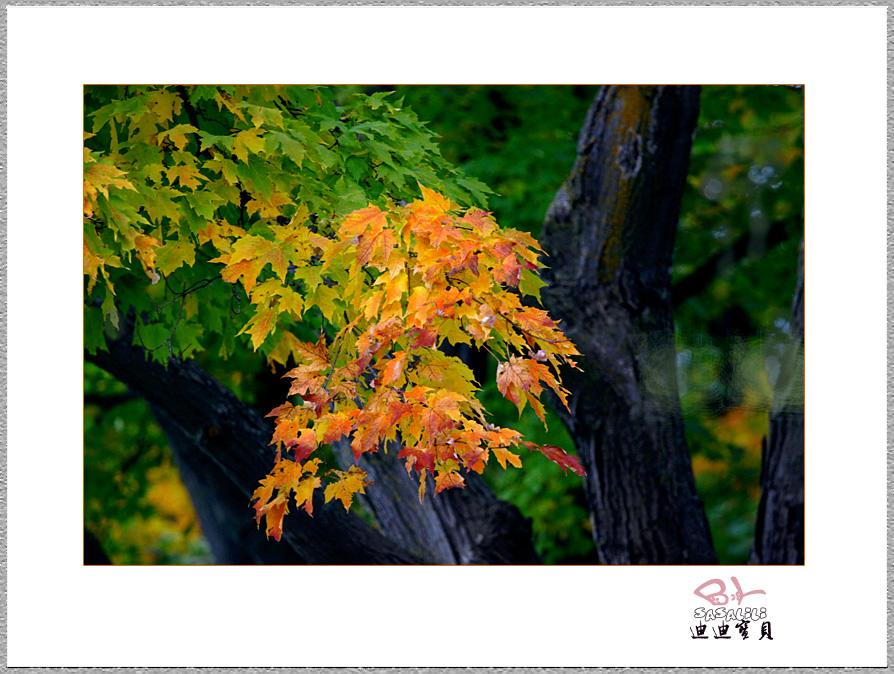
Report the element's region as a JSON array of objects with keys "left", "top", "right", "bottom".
[
  {"left": 259, "top": 495, "right": 289, "bottom": 541},
  {"left": 434, "top": 471, "right": 465, "bottom": 494},
  {"left": 270, "top": 416, "right": 304, "bottom": 448},
  {"left": 339, "top": 205, "right": 388, "bottom": 240},
  {"left": 251, "top": 187, "right": 582, "bottom": 534},
  {"left": 285, "top": 365, "right": 328, "bottom": 397},
  {"left": 218, "top": 257, "right": 263, "bottom": 295},
  {"left": 496, "top": 357, "right": 532, "bottom": 408},
  {"left": 292, "top": 428, "right": 318, "bottom": 463},
  {"left": 294, "top": 335, "right": 331, "bottom": 371},
  {"left": 357, "top": 225, "right": 396, "bottom": 268},
  {"left": 315, "top": 413, "right": 354, "bottom": 444},
  {"left": 419, "top": 390, "right": 465, "bottom": 443},
  {"left": 380, "top": 350, "right": 407, "bottom": 386},
  {"left": 491, "top": 444, "right": 522, "bottom": 470}
]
